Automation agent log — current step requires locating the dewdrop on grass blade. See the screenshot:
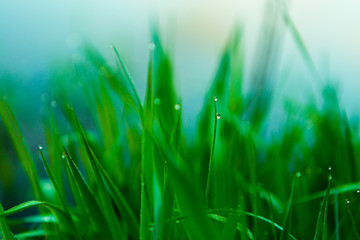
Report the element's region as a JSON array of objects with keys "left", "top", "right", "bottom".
[
  {"left": 296, "top": 172, "right": 301, "bottom": 178},
  {"left": 216, "top": 113, "right": 221, "bottom": 119},
  {"left": 148, "top": 42, "right": 155, "bottom": 51},
  {"left": 154, "top": 98, "right": 161, "bottom": 105},
  {"left": 38, "top": 145, "right": 43, "bottom": 150},
  {"left": 174, "top": 104, "right": 181, "bottom": 111},
  {"left": 328, "top": 166, "right": 333, "bottom": 180}
]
